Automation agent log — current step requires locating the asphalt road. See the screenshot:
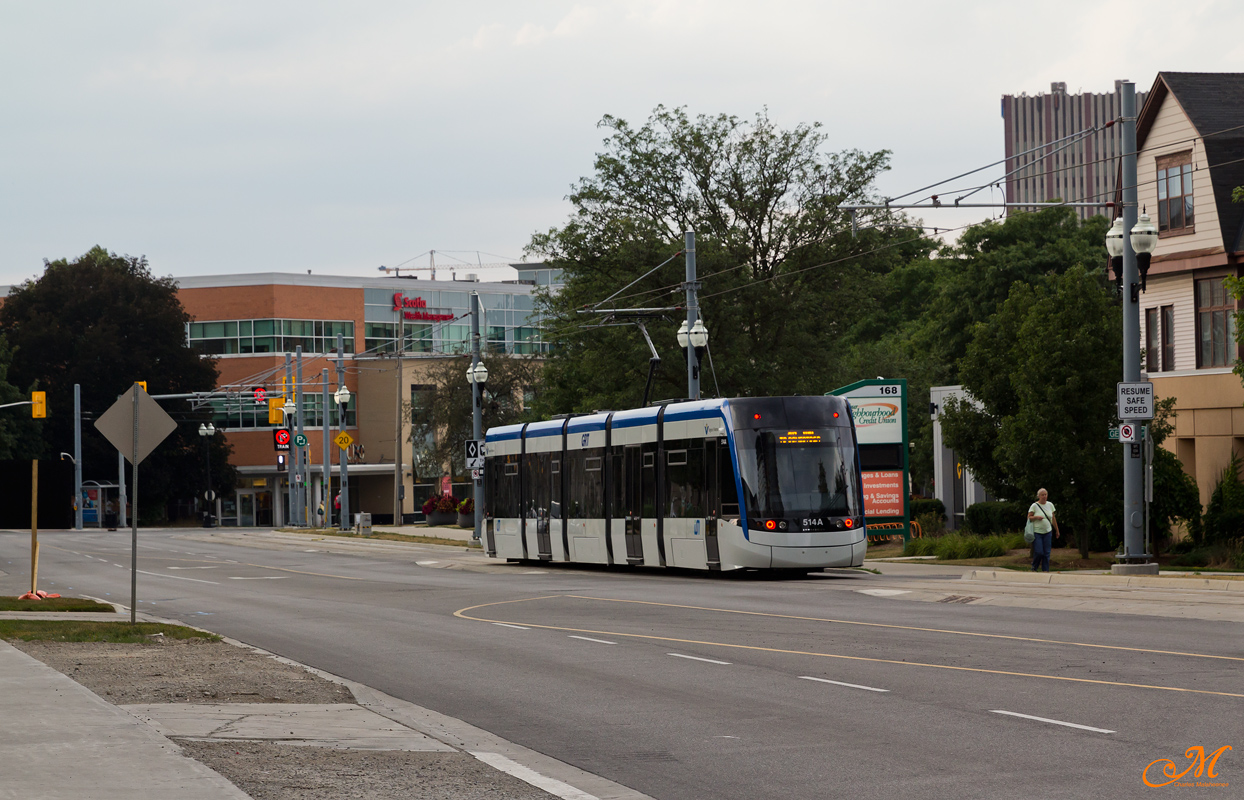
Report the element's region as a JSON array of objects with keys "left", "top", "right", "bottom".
[{"left": 3, "top": 528, "right": 1240, "bottom": 799}]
